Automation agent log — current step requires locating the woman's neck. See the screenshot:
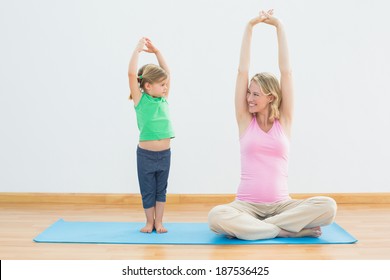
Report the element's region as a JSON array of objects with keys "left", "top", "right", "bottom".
[{"left": 255, "top": 112, "right": 272, "bottom": 126}]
